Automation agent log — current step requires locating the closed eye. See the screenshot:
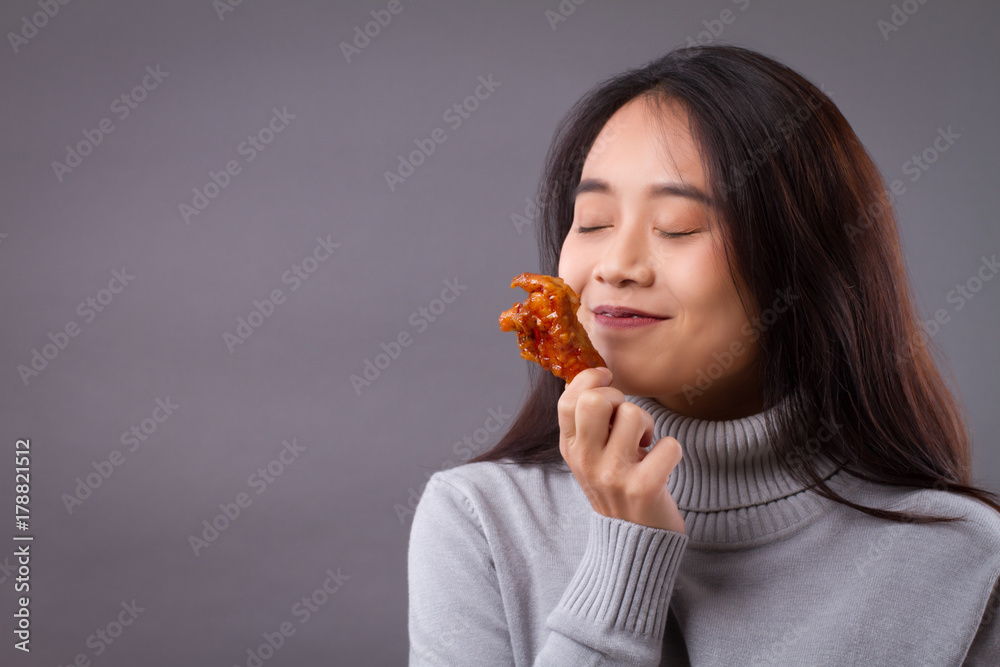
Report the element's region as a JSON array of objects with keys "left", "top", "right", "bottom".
[
  {"left": 657, "top": 229, "right": 702, "bottom": 239},
  {"left": 575, "top": 226, "right": 703, "bottom": 237}
]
